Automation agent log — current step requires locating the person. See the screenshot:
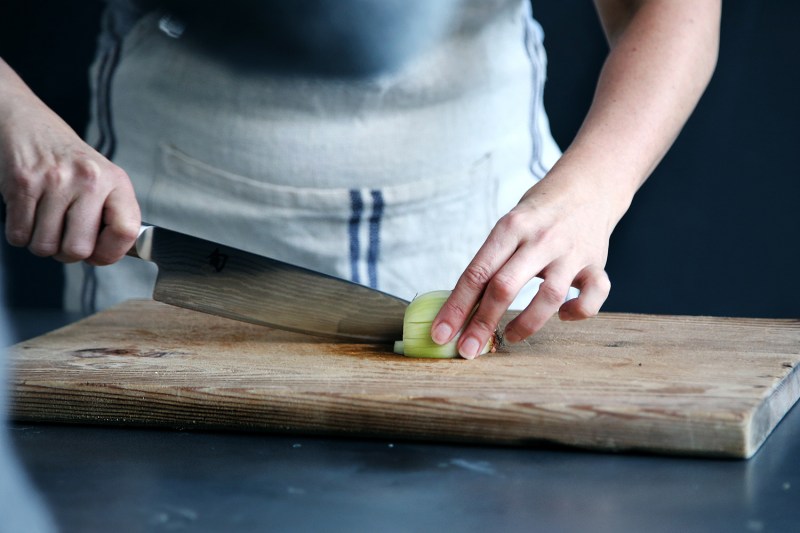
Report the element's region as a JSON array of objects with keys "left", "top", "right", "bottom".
[{"left": 0, "top": 0, "right": 721, "bottom": 359}]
